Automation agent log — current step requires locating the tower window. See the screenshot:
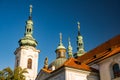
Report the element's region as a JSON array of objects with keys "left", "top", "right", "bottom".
[
  {"left": 79, "top": 43, "right": 82, "bottom": 46},
  {"left": 27, "top": 28, "right": 31, "bottom": 33},
  {"left": 16, "top": 59, "right": 19, "bottom": 67},
  {"left": 29, "top": 29, "right": 31, "bottom": 32},
  {"left": 16, "top": 57, "right": 19, "bottom": 67},
  {"left": 113, "top": 63, "right": 120, "bottom": 78},
  {"left": 27, "top": 29, "right": 29, "bottom": 32},
  {"left": 27, "top": 58, "right": 32, "bottom": 69}
]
